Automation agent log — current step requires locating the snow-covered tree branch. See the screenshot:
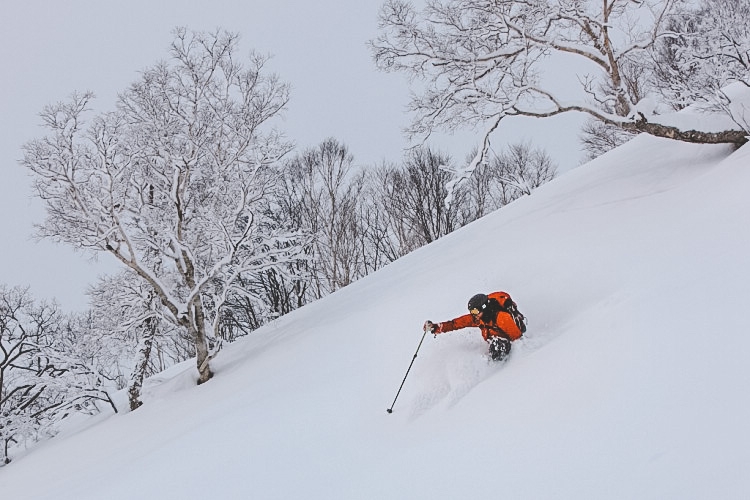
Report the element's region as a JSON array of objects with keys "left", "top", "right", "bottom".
[{"left": 371, "top": 0, "right": 750, "bottom": 189}]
